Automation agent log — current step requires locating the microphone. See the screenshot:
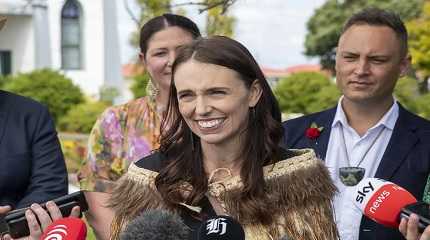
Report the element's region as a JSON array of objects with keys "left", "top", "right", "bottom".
[
  {"left": 353, "top": 178, "right": 429, "bottom": 230},
  {"left": 119, "top": 210, "right": 190, "bottom": 240},
  {"left": 40, "top": 217, "right": 86, "bottom": 240},
  {"left": 196, "top": 215, "right": 245, "bottom": 240}
]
